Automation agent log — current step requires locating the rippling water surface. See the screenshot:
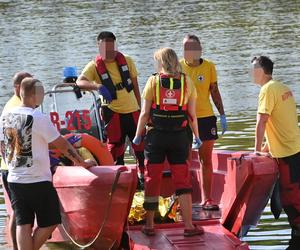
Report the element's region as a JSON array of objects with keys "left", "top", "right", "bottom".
[{"left": 0, "top": 0, "right": 300, "bottom": 249}]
